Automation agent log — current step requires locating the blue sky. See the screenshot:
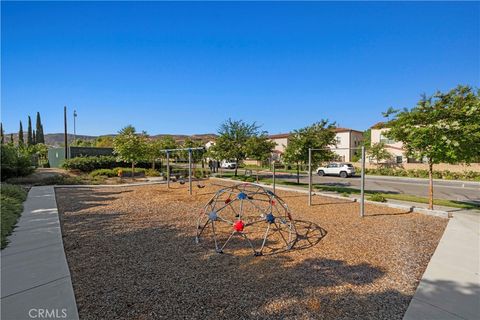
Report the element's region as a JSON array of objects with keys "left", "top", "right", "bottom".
[{"left": 2, "top": 1, "right": 479, "bottom": 136}]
